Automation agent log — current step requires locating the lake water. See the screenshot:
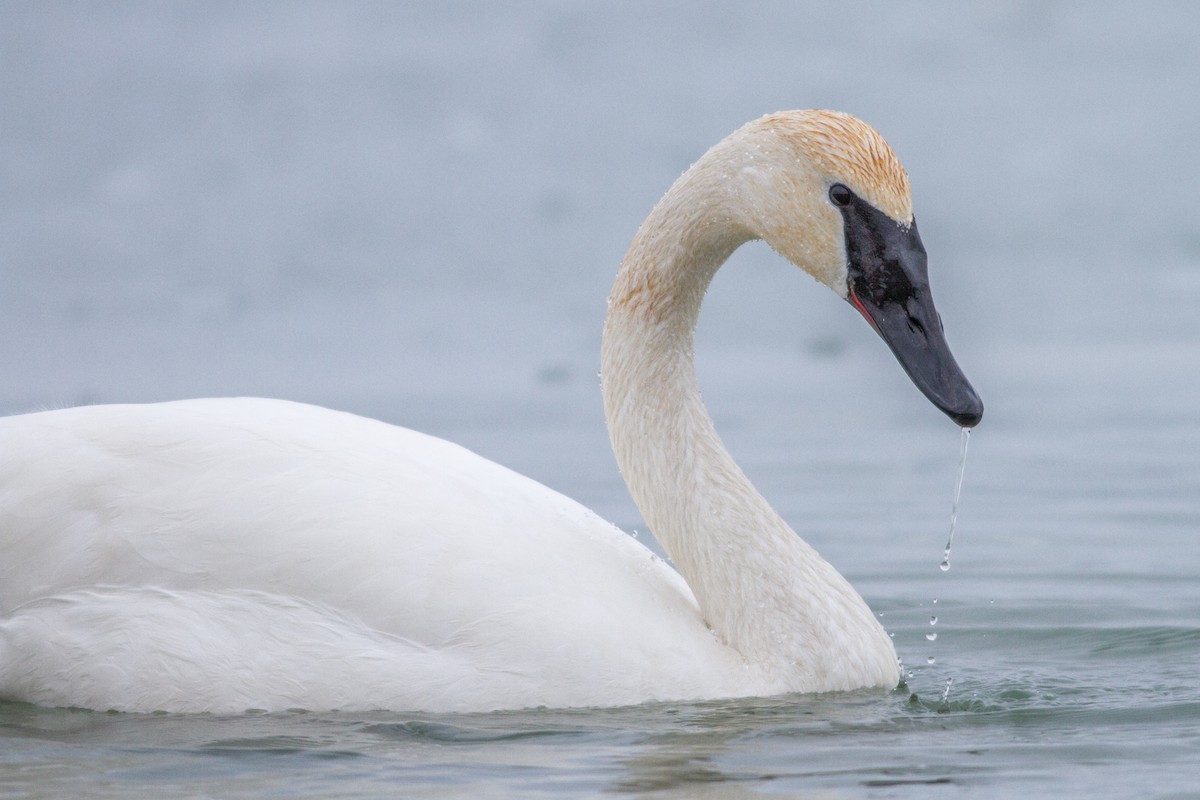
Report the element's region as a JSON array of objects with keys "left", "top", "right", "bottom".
[{"left": 2, "top": 3, "right": 1199, "bottom": 798}]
